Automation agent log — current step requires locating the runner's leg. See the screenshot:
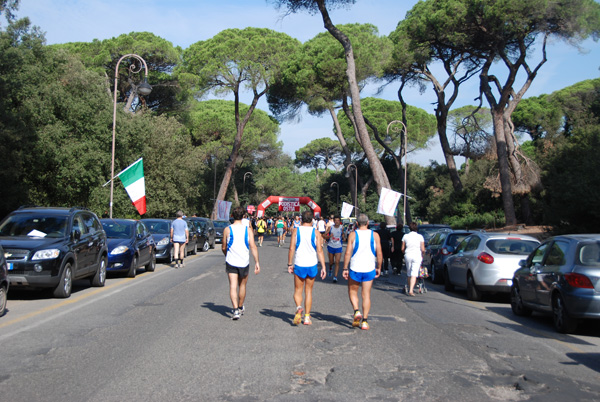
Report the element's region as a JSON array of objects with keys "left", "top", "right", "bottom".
[
  {"left": 293, "top": 274, "right": 305, "bottom": 308},
  {"left": 238, "top": 273, "right": 249, "bottom": 308},
  {"left": 361, "top": 279, "right": 374, "bottom": 319},
  {"left": 348, "top": 277, "right": 360, "bottom": 311},
  {"left": 334, "top": 253, "right": 341, "bottom": 277},
  {"left": 228, "top": 273, "right": 239, "bottom": 309},
  {"left": 304, "top": 276, "right": 316, "bottom": 315}
]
